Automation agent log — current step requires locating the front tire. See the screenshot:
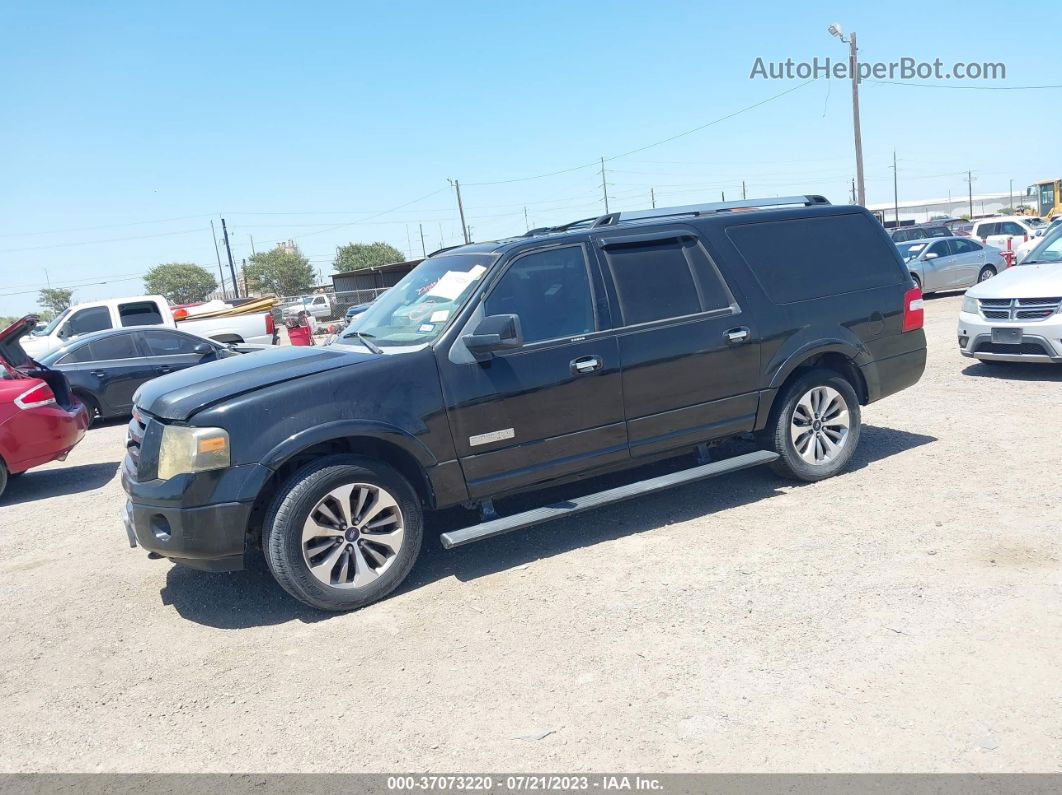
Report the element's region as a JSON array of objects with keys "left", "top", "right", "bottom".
[
  {"left": 766, "top": 369, "right": 862, "bottom": 482},
  {"left": 263, "top": 455, "right": 423, "bottom": 611}
]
